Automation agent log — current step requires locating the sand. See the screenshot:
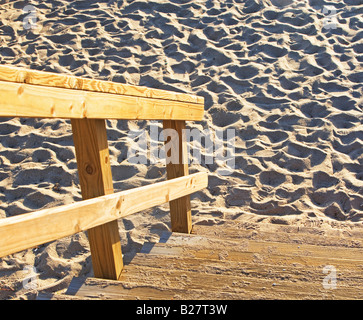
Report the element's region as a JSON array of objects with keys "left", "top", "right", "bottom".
[{"left": 0, "top": 0, "right": 362, "bottom": 299}]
